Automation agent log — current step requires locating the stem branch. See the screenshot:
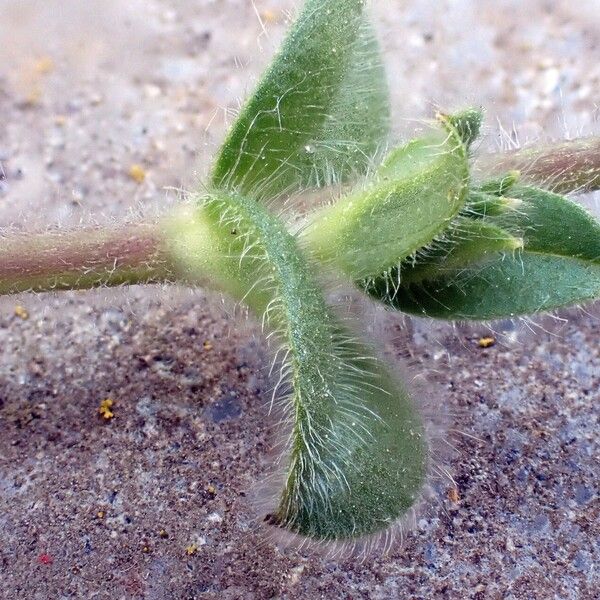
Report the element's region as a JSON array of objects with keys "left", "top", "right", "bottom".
[
  {"left": 478, "top": 136, "right": 600, "bottom": 194},
  {"left": 1, "top": 134, "right": 599, "bottom": 298}
]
